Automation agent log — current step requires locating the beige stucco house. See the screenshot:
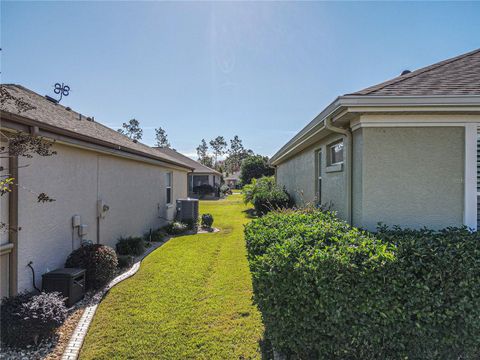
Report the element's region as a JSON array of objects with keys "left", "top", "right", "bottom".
[
  {"left": 0, "top": 84, "right": 194, "bottom": 298},
  {"left": 271, "top": 49, "right": 480, "bottom": 232},
  {"left": 225, "top": 171, "right": 241, "bottom": 189},
  {"left": 154, "top": 147, "right": 221, "bottom": 198}
]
